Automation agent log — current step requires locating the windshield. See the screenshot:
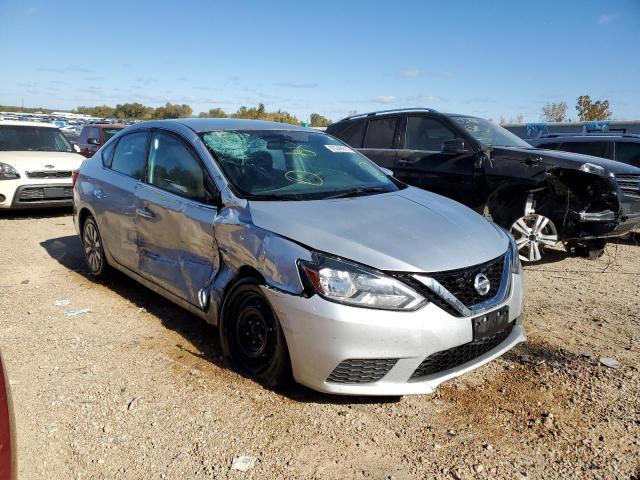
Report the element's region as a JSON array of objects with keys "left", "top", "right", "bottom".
[
  {"left": 449, "top": 115, "right": 532, "bottom": 148},
  {"left": 201, "top": 130, "right": 403, "bottom": 200},
  {"left": 103, "top": 128, "right": 123, "bottom": 142},
  {"left": 0, "top": 125, "right": 73, "bottom": 152}
]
